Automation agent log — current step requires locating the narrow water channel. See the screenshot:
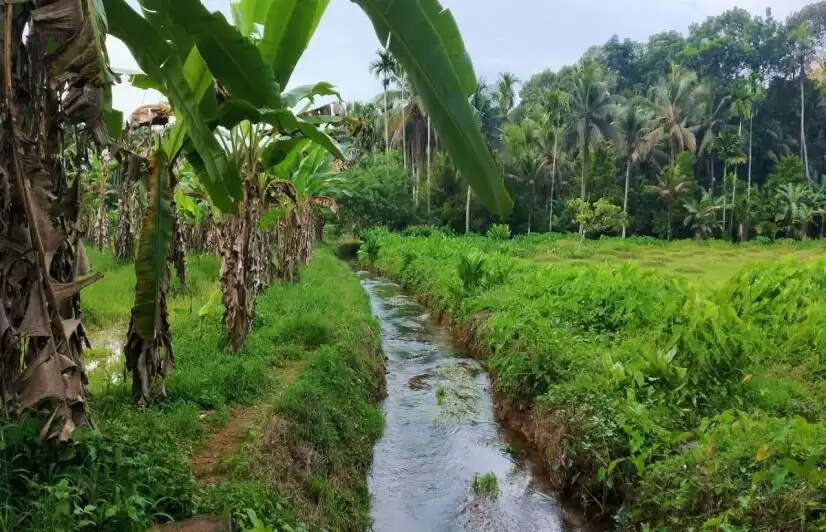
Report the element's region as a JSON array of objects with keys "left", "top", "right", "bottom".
[{"left": 359, "top": 272, "right": 568, "bottom": 532}]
